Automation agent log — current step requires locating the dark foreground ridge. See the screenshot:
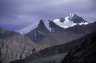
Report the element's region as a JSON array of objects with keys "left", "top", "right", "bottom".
[{"left": 62, "top": 31, "right": 96, "bottom": 63}]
